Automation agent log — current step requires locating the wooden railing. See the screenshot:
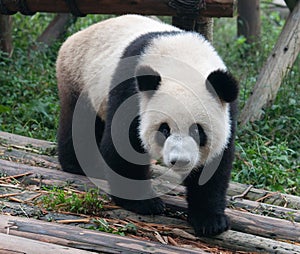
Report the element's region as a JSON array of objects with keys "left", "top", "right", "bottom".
[{"left": 0, "top": 0, "right": 235, "bottom": 17}]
